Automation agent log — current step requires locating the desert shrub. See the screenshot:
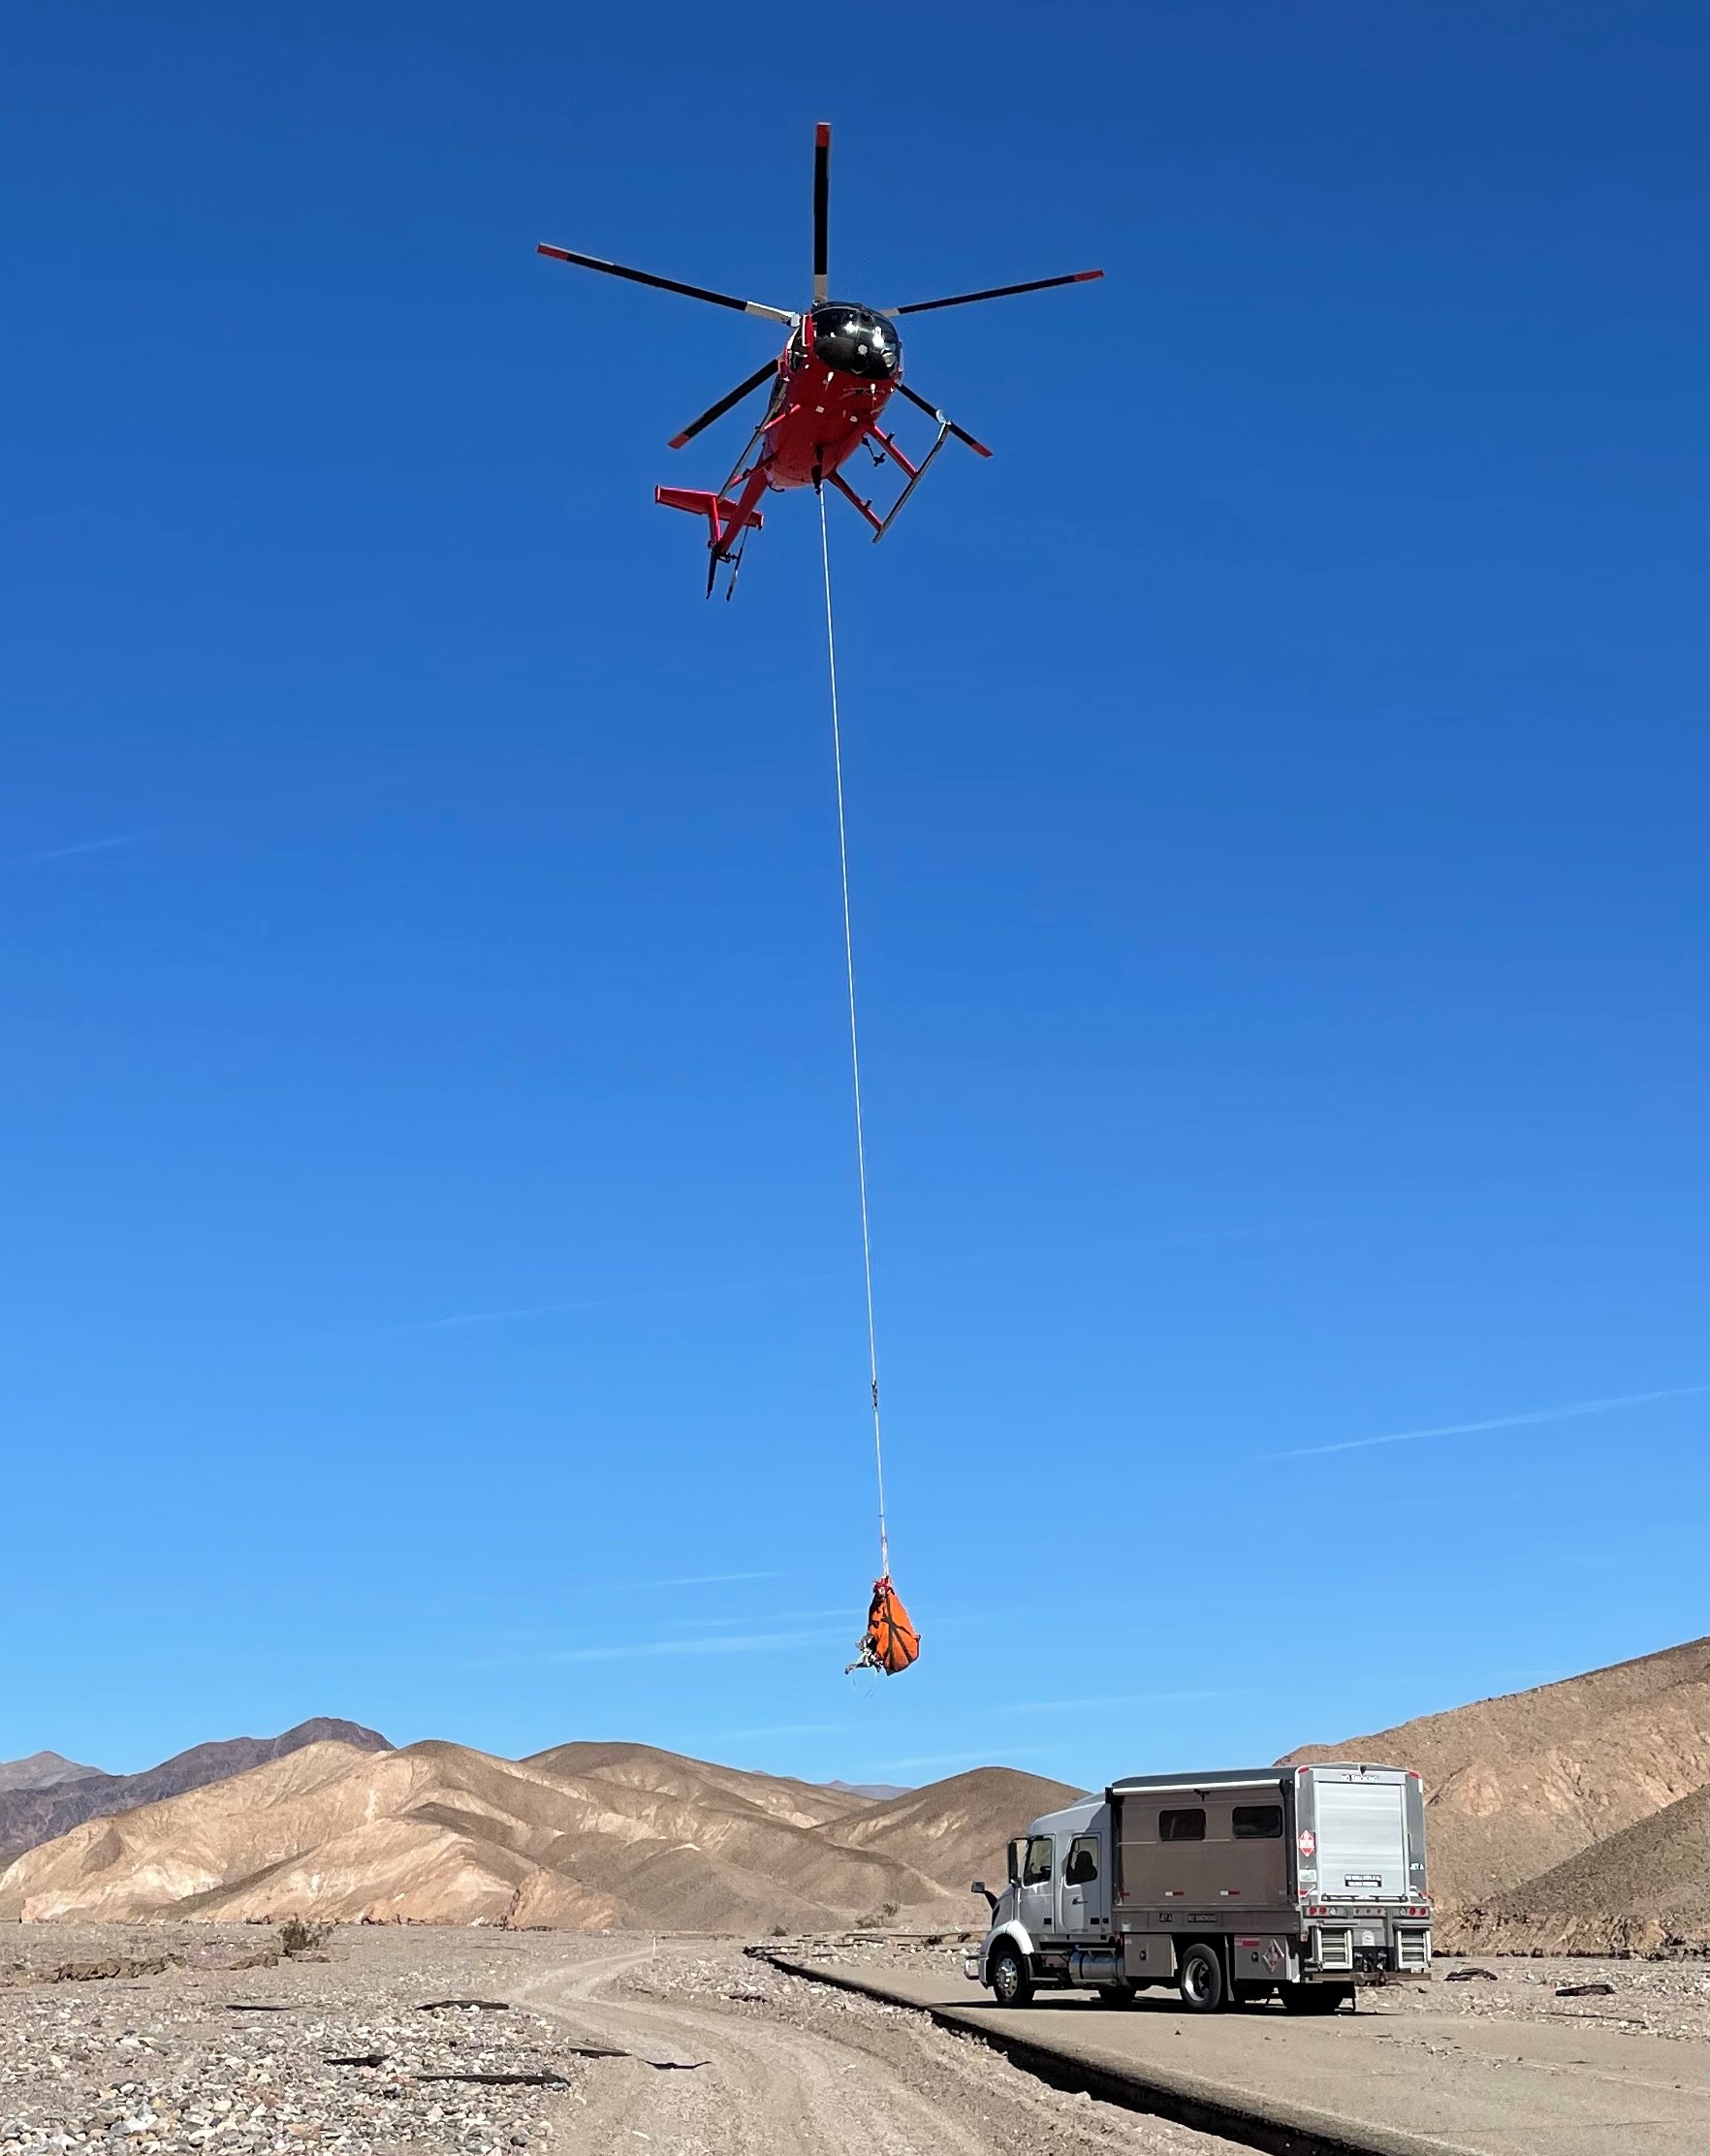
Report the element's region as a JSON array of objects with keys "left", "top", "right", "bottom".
[{"left": 279, "top": 1918, "right": 332, "bottom": 1956}]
